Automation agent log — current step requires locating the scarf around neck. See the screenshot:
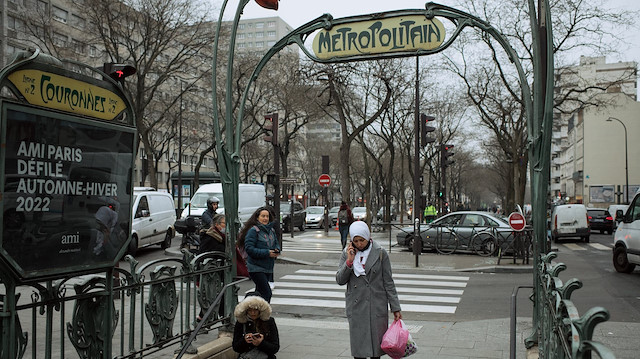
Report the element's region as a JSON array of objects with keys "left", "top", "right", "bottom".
[{"left": 353, "top": 243, "right": 372, "bottom": 277}]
